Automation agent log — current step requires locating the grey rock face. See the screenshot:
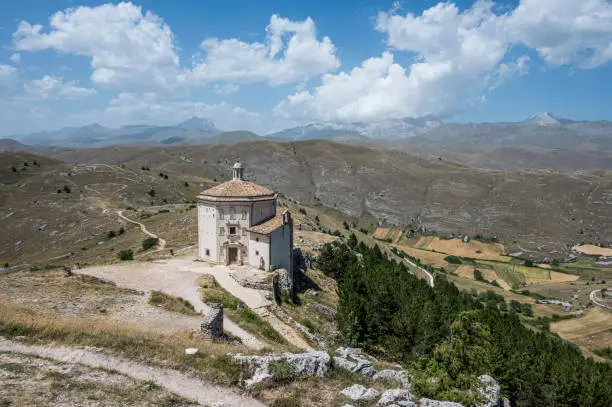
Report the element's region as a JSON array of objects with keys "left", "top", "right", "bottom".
[
  {"left": 275, "top": 268, "right": 294, "bottom": 296},
  {"left": 333, "top": 347, "right": 379, "bottom": 378},
  {"left": 377, "top": 389, "right": 413, "bottom": 406},
  {"left": 341, "top": 384, "right": 380, "bottom": 402},
  {"left": 307, "top": 302, "right": 337, "bottom": 321},
  {"left": 232, "top": 351, "right": 330, "bottom": 387},
  {"left": 419, "top": 398, "right": 464, "bottom": 407},
  {"left": 476, "top": 375, "right": 501, "bottom": 407},
  {"left": 200, "top": 303, "right": 223, "bottom": 338},
  {"left": 373, "top": 369, "right": 411, "bottom": 388}
]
